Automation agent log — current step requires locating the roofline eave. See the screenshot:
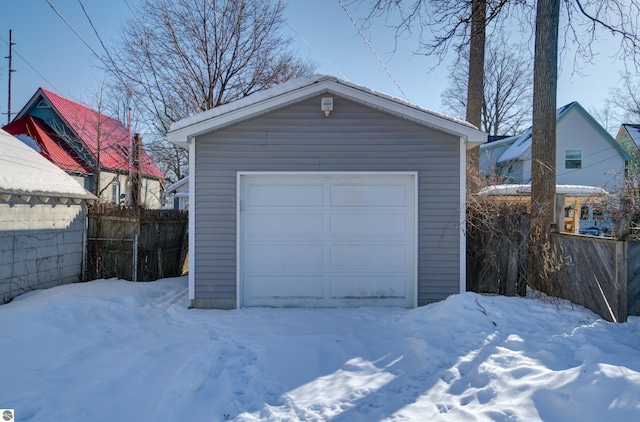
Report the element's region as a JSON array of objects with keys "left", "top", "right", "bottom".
[{"left": 167, "top": 76, "right": 486, "bottom": 146}]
